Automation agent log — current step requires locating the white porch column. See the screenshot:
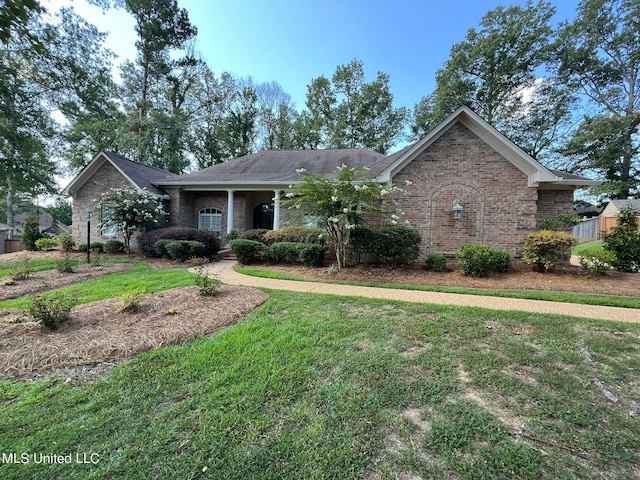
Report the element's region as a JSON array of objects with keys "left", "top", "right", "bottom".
[
  {"left": 273, "top": 190, "right": 281, "bottom": 230},
  {"left": 226, "top": 189, "right": 234, "bottom": 234}
]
